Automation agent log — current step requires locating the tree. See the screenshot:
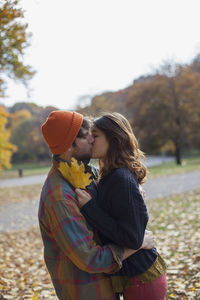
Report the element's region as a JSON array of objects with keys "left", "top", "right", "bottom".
[
  {"left": 0, "top": 106, "right": 17, "bottom": 170},
  {"left": 8, "top": 108, "right": 32, "bottom": 133},
  {"left": 0, "top": 0, "right": 35, "bottom": 97},
  {"left": 127, "top": 62, "right": 200, "bottom": 164},
  {"left": 190, "top": 53, "right": 200, "bottom": 73},
  {"left": 11, "top": 117, "right": 50, "bottom": 162},
  {"left": 8, "top": 102, "right": 41, "bottom": 115},
  {"left": 10, "top": 106, "right": 57, "bottom": 162},
  {"left": 77, "top": 88, "right": 131, "bottom": 118}
]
